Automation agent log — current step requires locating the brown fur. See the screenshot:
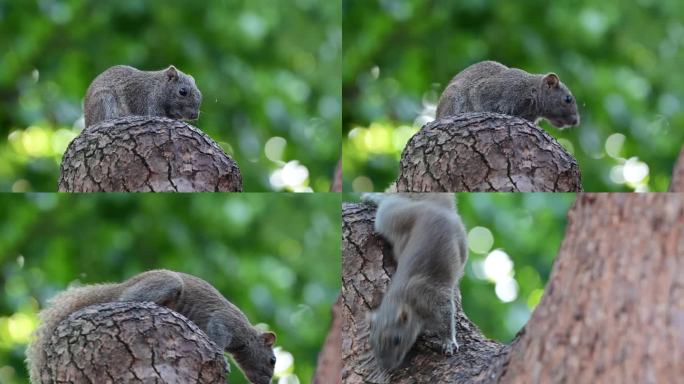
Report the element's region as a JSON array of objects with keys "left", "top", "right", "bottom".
[
  {"left": 84, "top": 65, "right": 202, "bottom": 128},
  {"left": 436, "top": 60, "right": 580, "bottom": 129}
]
